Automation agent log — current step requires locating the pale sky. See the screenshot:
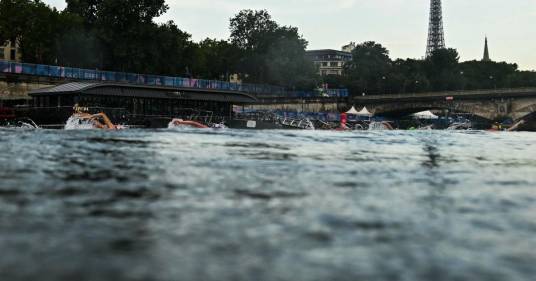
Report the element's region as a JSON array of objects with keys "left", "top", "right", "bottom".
[{"left": 45, "top": 0, "right": 536, "bottom": 70}]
